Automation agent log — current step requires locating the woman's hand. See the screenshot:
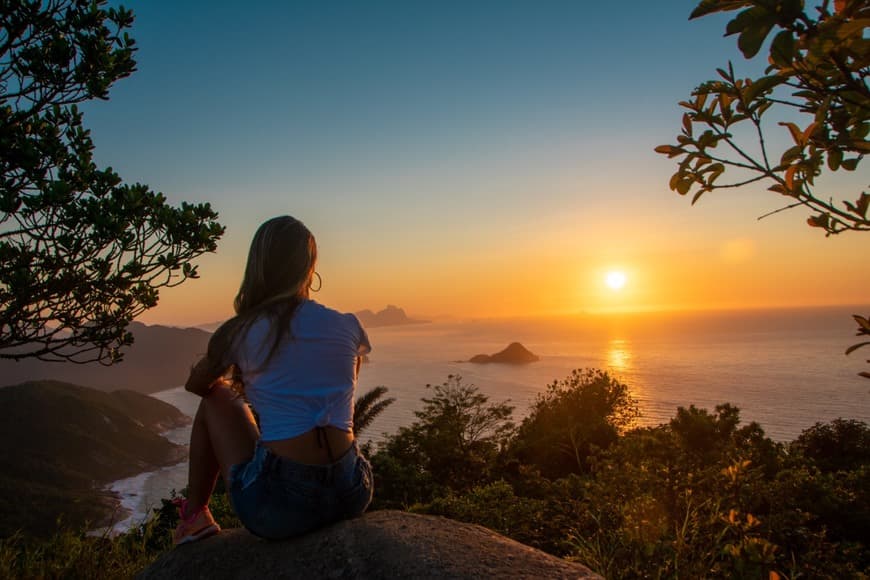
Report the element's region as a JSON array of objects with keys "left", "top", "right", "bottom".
[{"left": 185, "top": 356, "right": 224, "bottom": 397}]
